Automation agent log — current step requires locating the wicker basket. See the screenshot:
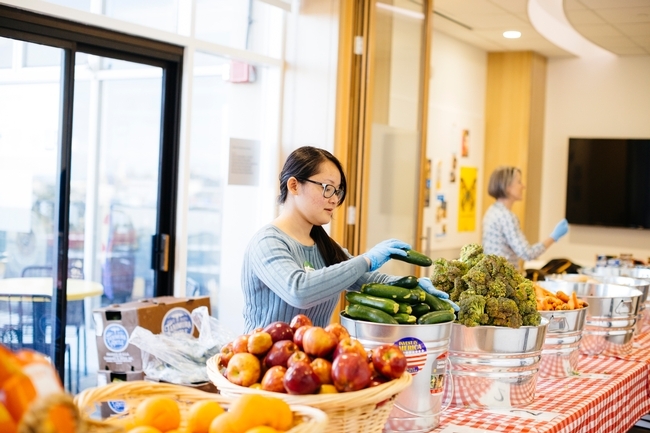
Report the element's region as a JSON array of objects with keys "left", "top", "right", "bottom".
[
  {"left": 74, "top": 381, "right": 328, "bottom": 433},
  {"left": 207, "top": 355, "right": 413, "bottom": 433}
]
